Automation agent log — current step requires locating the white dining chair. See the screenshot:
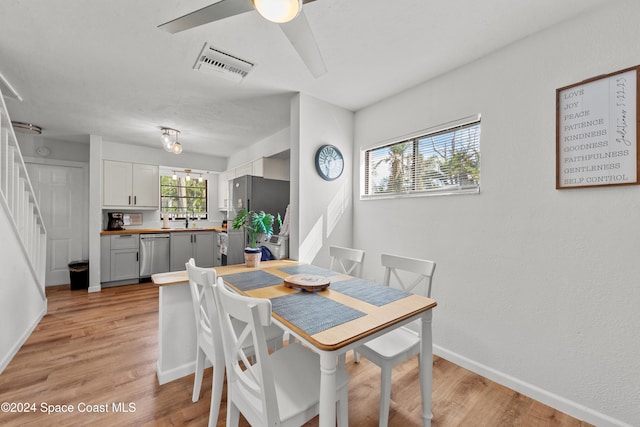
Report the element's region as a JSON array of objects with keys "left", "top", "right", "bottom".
[
  {"left": 186, "top": 259, "right": 225, "bottom": 427},
  {"left": 355, "top": 253, "right": 436, "bottom": 427},
  {"left": 329, "top": 245, "right": 366, "bottom": 363},
  {"left": 185, "top": 259, "right": 284, "bottom": 427},
  {"left": 211, "top": 277, "right": 350, "bottom": 427},
  {"left": 329, "top": 245, "right": 366, "bottom": 277}
]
